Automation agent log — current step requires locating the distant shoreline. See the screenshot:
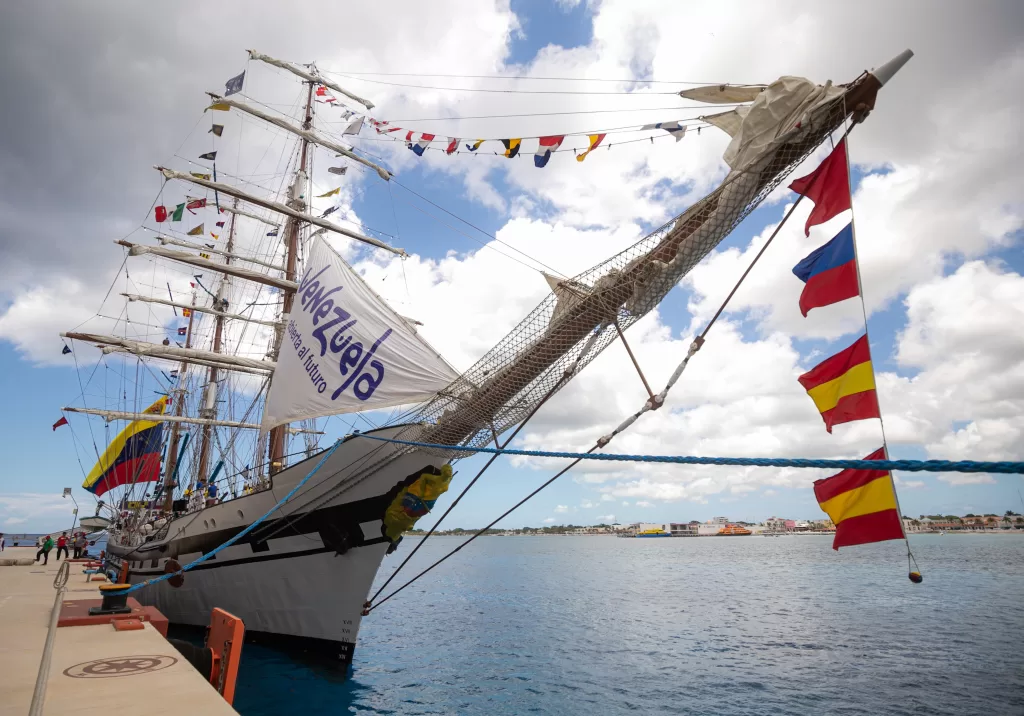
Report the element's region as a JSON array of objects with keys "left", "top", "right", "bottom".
[{"left": 403, "top": 530, "right": 1024, "bottom": 538}]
